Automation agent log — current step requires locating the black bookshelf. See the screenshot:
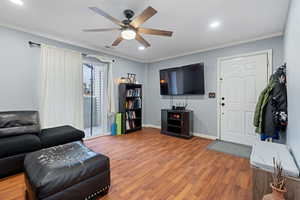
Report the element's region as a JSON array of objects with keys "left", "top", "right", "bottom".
[
  {"left": 161, "top": 109, "right": 193, "bottom": 139},
  {"left": 119, "top": 83, "right": 142, "bottom": 134}
]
